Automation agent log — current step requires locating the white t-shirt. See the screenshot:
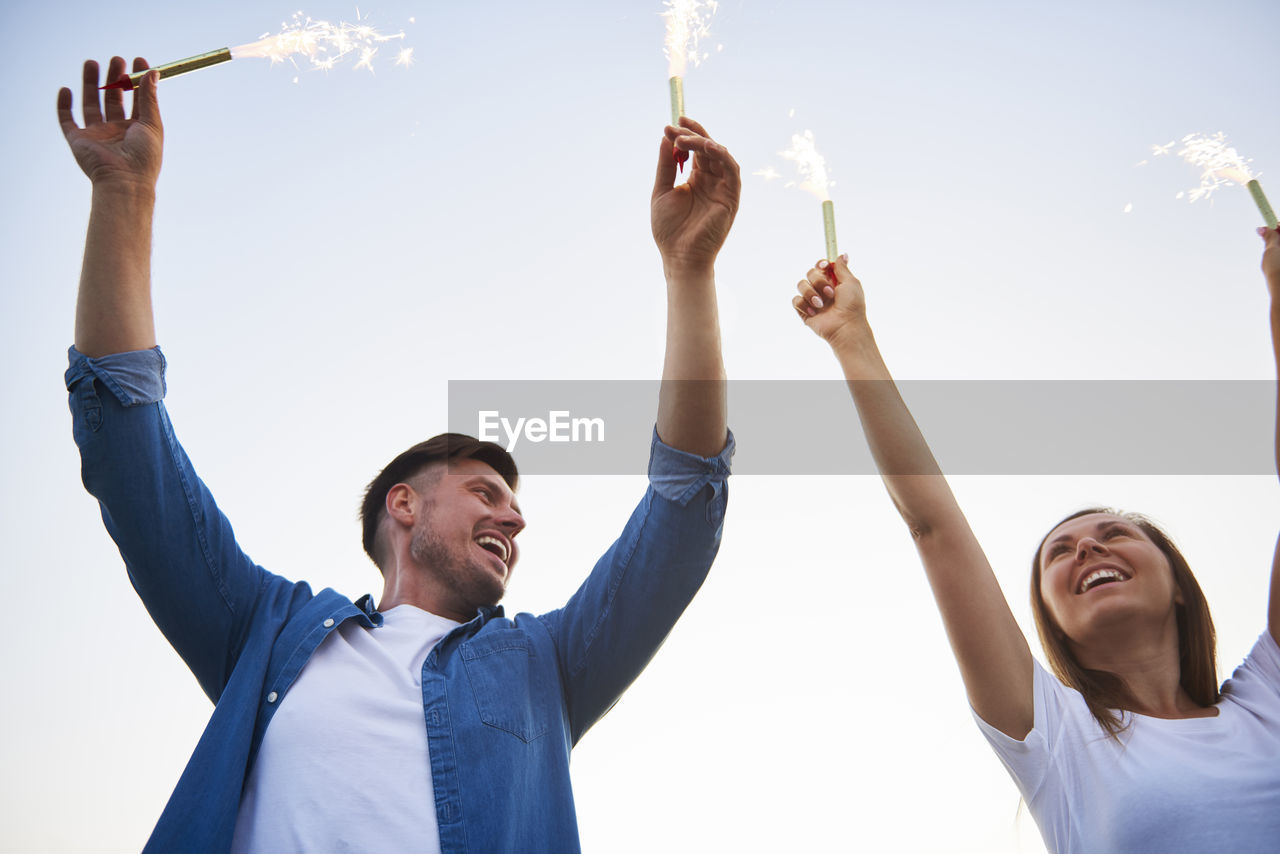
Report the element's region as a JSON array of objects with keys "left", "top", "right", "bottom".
[
  {"left": 231, "top": 605, "right": 460, "bottom": 854},
  {"left": 975, "top": 631, "right": 1280, "bottom": 854}
]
